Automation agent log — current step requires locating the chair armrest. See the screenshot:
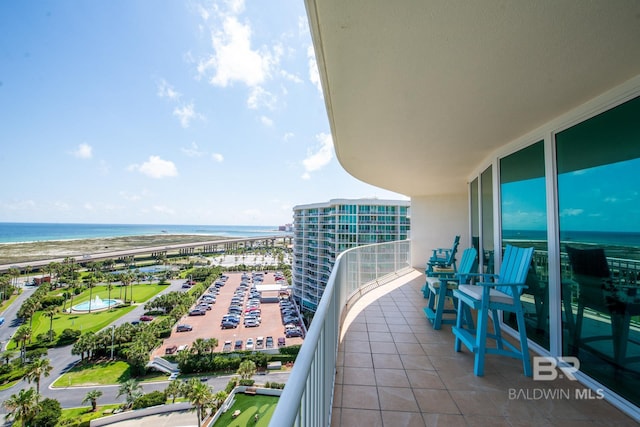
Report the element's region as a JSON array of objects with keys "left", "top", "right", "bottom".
[{"left": 475, "top": 281, "right": 529, "bottom": 290}]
